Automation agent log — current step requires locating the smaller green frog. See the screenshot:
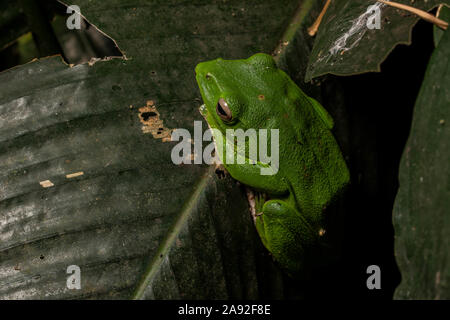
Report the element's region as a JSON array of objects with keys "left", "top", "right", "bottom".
[{"left": 195, "top": 53, "right": 350, "bottom": 275}]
